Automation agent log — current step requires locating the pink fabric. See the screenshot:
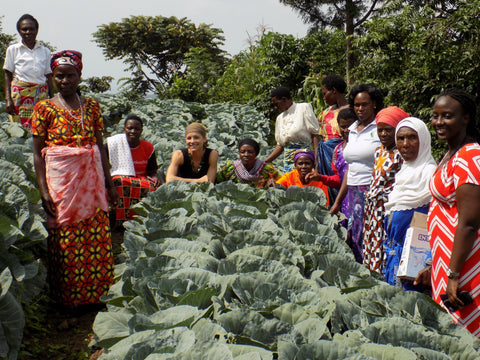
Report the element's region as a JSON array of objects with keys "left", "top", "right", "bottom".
[
  {"left": 43, "top": 144, "right": 109, "bottom": 227},
  {"left": 376, "top": 106, "right": 409, "bottom": 128}
]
